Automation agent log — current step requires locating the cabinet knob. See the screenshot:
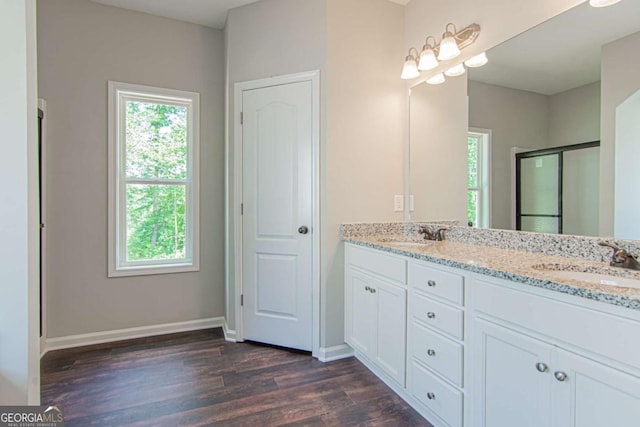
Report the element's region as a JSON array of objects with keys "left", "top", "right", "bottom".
[
  {"left": 364, "top": 285, "right": 370, "bottom": 292},
  {"left": 554, "top": 371, "right": 568, "bottom": 382},
  {"left": 535, "top": 362, "right": 548, "bottom": 373},
  {"left": 427, "top": 349, "right": 436, "bottom": 357},
  {"left": 427, "top": 280, "right": 436, "bottom": 287},
  {"left": 370, "top": 288, "right": 376, "bottom": 293},
  {"left": 427, "top": 392, "right": 436, "bottom": 400},
  {"left": 427, "top": 312, "right": 436, "bottom": 319}
]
